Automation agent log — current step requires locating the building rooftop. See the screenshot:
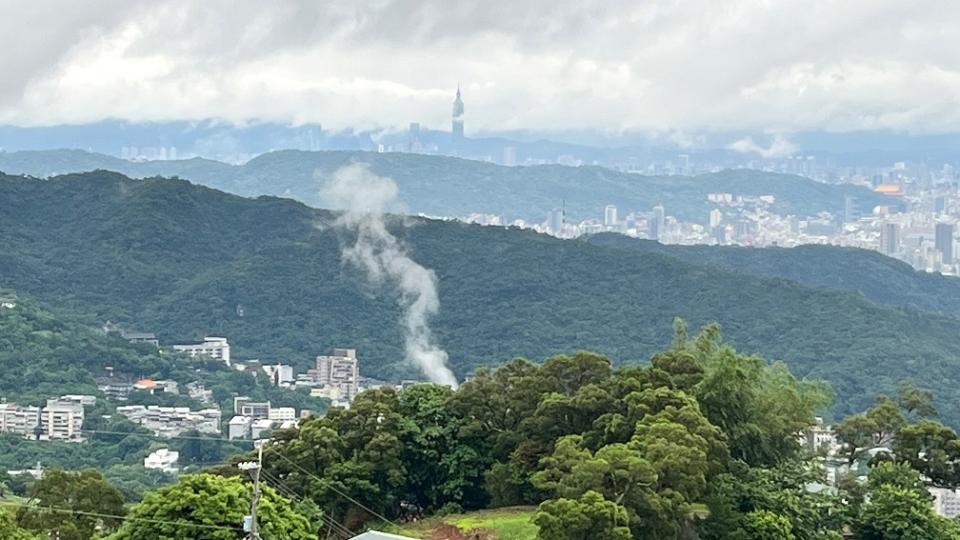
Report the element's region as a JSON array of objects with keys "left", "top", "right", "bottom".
[{"left": 350, "top": 532, "right": 419, "bottom": 540}]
